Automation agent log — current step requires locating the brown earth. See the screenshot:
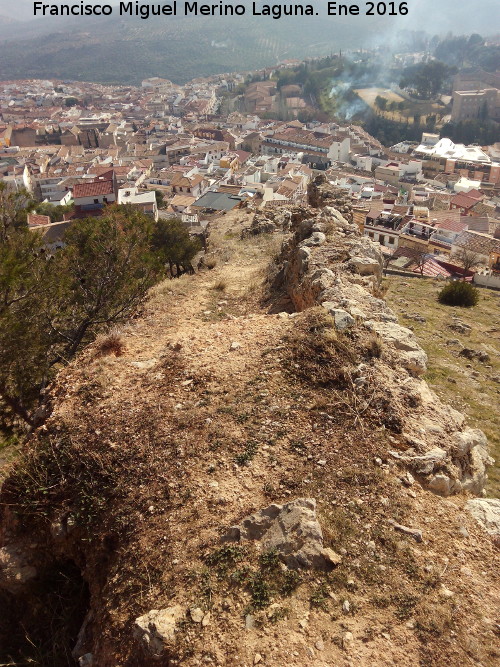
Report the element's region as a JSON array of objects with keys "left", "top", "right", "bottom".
[{"left": 1, "top": 209, "right": 499, "bottom": 666}]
